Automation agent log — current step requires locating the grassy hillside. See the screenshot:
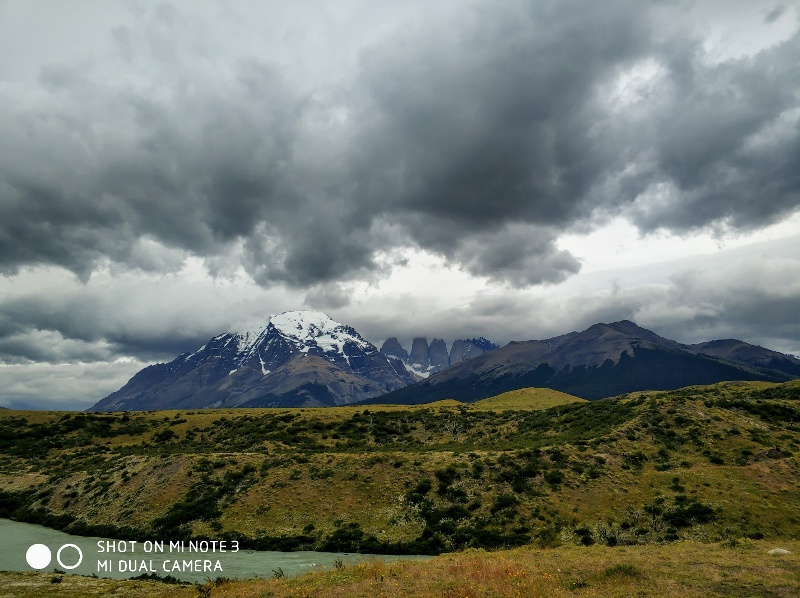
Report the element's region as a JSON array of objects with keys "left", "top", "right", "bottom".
[
  {"left": 471, "top": 387, "right": 585, "bottom": 410},
  {"left": 1, "top": 381, "right": 799, "bottom": 557}
]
